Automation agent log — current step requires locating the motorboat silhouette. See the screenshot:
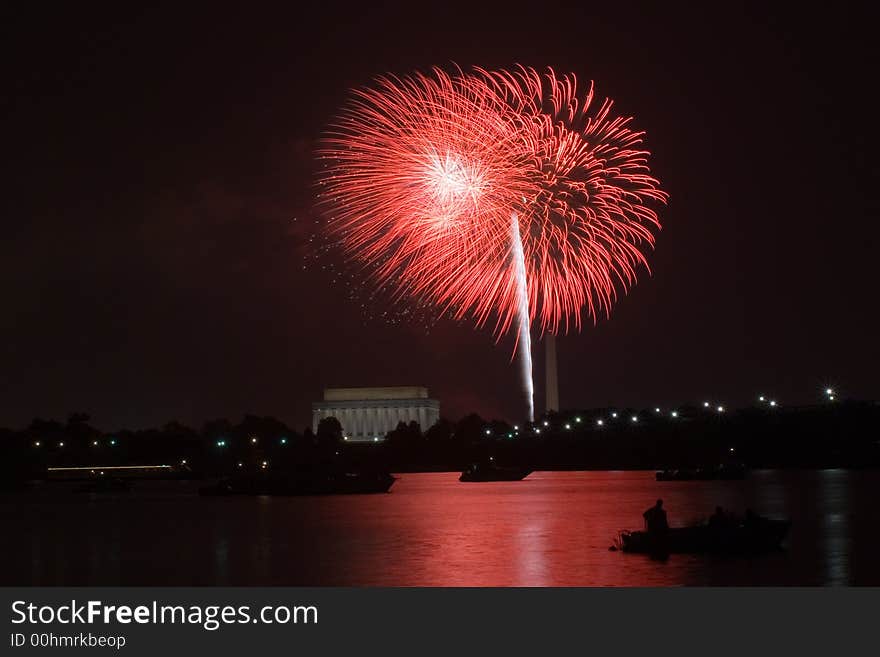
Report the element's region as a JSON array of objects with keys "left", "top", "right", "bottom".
[
  {"left": 199, "top": 468, "right": 395, "bottom": 496},
  {"left": 617, "top": 513, "right": 790, "bottom": 556},
  {"left": 459, "top": 460, "right": 532, "bottom": 482}
]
